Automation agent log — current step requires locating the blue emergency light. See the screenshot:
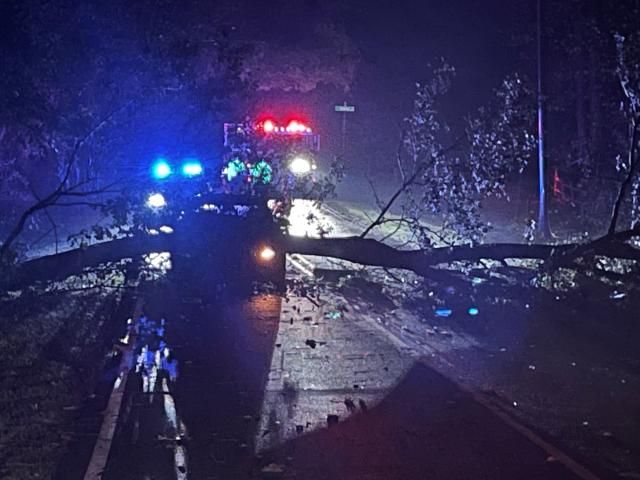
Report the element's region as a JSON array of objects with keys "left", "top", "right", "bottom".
[
  {"left": 151, "top": 158, "right": 172, "bottom": 179},
  {"left": 181, "top": 160, "right": 203, "bottom": 177}
]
